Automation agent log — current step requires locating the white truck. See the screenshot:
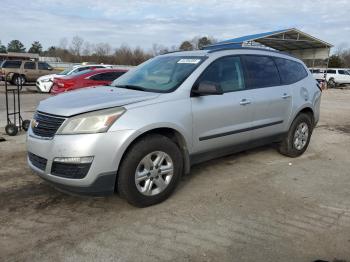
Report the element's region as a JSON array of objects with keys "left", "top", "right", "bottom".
[{"left": 310, "top": 68, "right": 350, "bottom": 88}]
